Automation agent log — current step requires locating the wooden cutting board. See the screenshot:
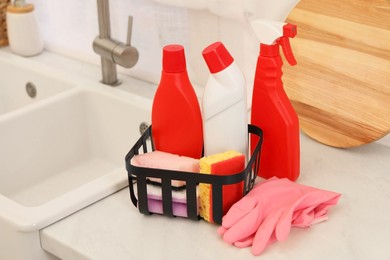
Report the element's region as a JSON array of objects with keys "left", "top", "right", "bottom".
[{"left": 283, "top": 0, "right": 390, "bottom": 148}]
